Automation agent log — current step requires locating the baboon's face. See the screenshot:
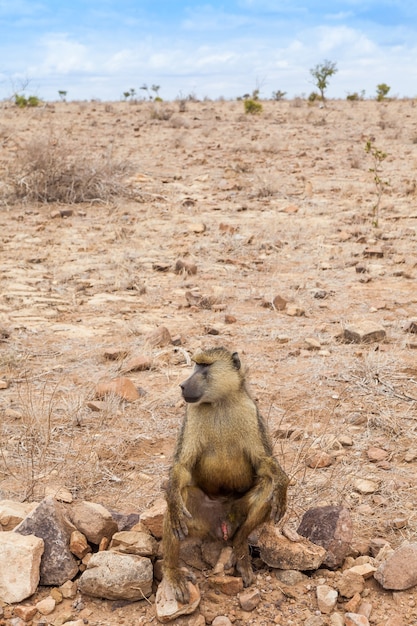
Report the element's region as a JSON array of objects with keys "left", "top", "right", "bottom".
[
  {"left": 180, "top": 363, "right": 209, "bottom": 403},
  {"left": 180, "top": 351, "right": 242, "bottom": 404}
]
